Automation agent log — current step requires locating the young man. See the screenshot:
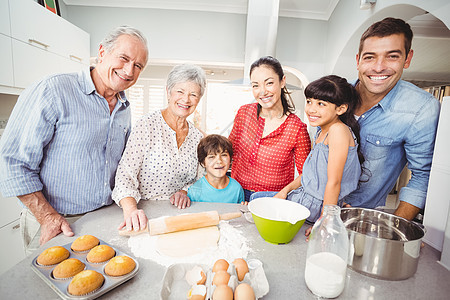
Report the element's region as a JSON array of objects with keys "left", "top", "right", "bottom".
[
  {"left": 344, "top": 18, "right": 440, "bottom": 220},
  {"left": 0, "top": 25, "right": 148, "bottom": 254}
]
